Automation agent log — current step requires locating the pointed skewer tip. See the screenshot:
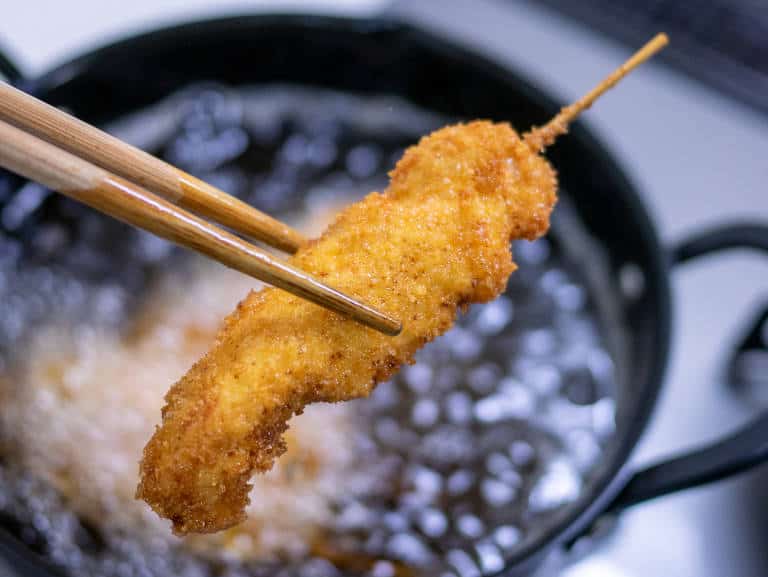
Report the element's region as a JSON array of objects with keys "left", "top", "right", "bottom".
[{"left": 523, "top": 33, "right": 668, "bottom": 152}]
